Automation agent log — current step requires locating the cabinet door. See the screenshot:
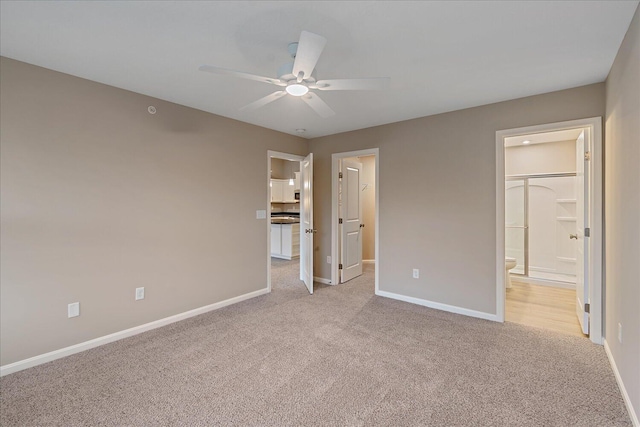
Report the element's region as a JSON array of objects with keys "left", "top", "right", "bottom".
[
  {"left": 294, "top": 172, "right": 301, "bottom": 191},
  {"left": 292, "top": 223, "right": 300, "bottom": 257},
  {"left": 281, "top": 224, "right": 292, "bottom": 257},
  {"left": 271, "top": 180, "right": 284, "bottom": 202},
  {"left": 283, "top": 180, "right": 295, "bottom": 202},
  {"left": 271, "top": 224, "right": 281, "bottom": 255}
]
